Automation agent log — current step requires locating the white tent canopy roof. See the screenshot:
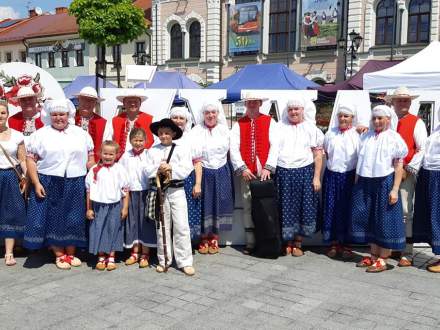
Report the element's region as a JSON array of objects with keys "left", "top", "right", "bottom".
[{"left": 363, "top": 41, "right": 440, "bottom": 92}]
